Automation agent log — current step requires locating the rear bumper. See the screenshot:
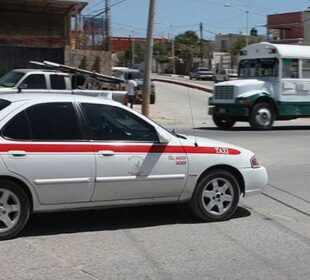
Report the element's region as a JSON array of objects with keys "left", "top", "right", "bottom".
[{"left": 239, "top": 166, "right": 268, "bottom": 197}]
